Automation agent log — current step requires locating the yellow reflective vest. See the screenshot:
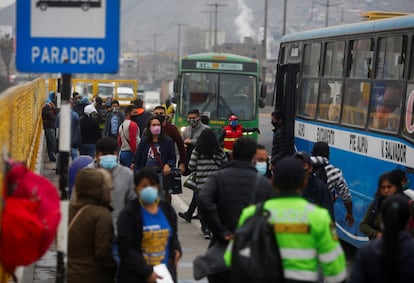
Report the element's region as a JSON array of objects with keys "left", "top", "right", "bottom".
[{"left": 225, "top": 196, "right": 347, "bottom": 283}]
